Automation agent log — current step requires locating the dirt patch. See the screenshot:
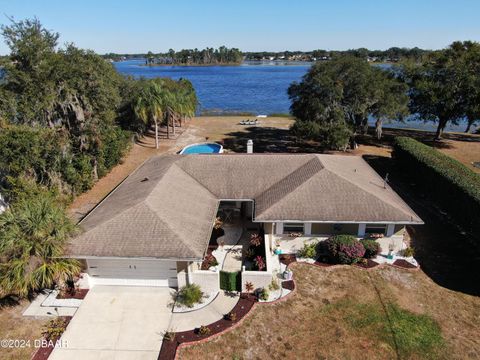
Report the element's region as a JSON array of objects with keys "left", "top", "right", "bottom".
[{"left": 0, "top": 299, "right": 49, "bottom": 360}]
